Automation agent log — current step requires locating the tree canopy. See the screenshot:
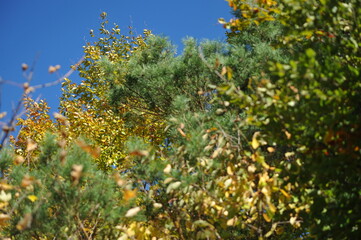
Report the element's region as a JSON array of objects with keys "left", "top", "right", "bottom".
[{"left": 0, "top": 1, "right": 360, "bottom": 239}]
